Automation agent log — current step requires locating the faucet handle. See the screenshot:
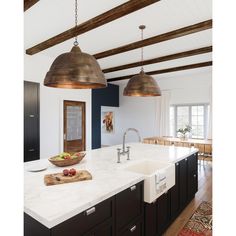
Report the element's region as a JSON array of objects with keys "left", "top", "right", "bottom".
[
  {"left": 117, "top": 148, "right": 121, "bottom": 163},
  {"left": 126, "top": 146, "right": 131, "bottom": 160}
]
